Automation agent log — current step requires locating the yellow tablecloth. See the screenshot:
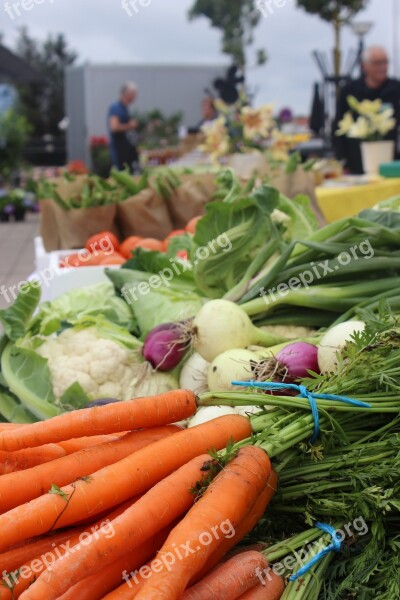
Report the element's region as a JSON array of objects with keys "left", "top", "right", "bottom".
[{"left": 316, "top": 178, "right": 400, "bottom": 222}]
